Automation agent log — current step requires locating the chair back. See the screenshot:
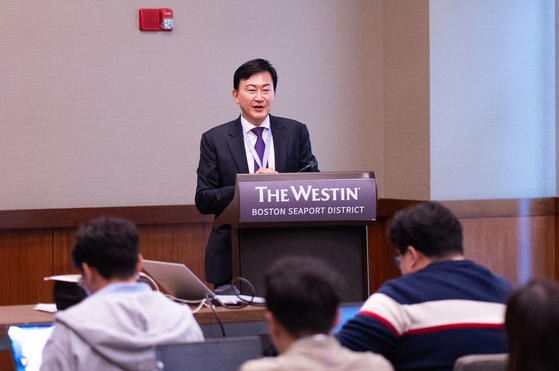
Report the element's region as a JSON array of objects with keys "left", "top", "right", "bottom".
[{"left": 453, "top": 353, "right": 508, "bottom": 371}]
